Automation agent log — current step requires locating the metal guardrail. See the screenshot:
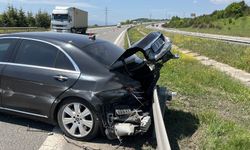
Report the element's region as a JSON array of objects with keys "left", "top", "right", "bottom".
[
  {"left": 147, "top": 26, "right": 250, "bottom": 45},
  {"left": 126, "top": 28, "right": 171, "bottom": 150},
  {"left": 126, "top": 31, "right": 131, "bottom": 47},
  {"left": 0, "top": 27, "right": 46, "bottom": 34},
  {"left": 153, "top": 88, "right": 171, "bottom": 150},
  {"left": 0, "top": 27, "right": 38, "bottom": 30}
]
